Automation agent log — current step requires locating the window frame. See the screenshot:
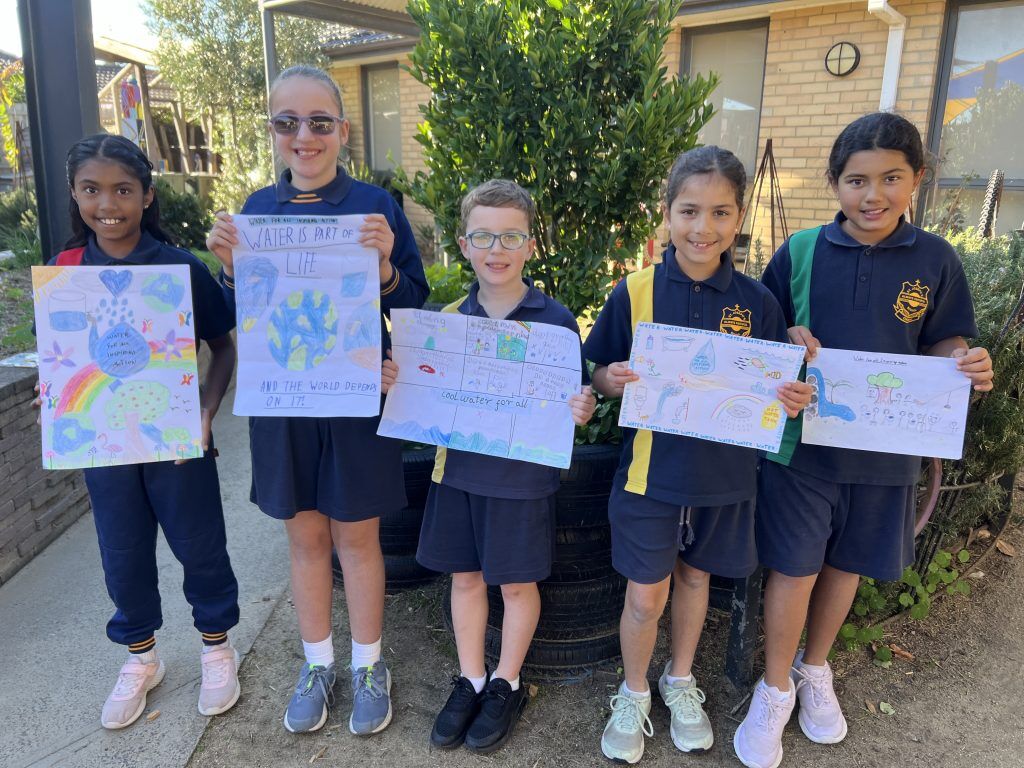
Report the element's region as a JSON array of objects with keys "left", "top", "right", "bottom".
[{"left": 361, "top": 61, "right": 402, "bottom": 173}]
